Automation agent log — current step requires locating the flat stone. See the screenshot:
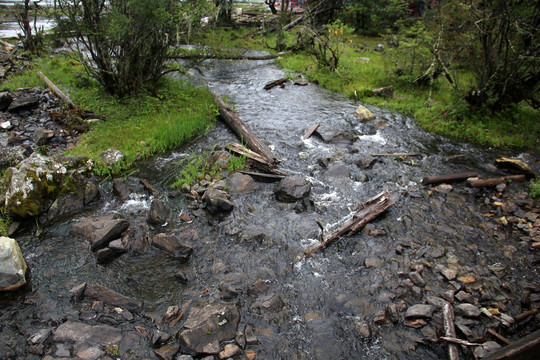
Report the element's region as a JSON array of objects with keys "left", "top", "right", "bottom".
[
  {"left": 405, "top": 304, "right": 435, "bottom": 319},
  {"left": 219, "top": 344, "right": 241, "bottom": 359},
  {"left": 154, "top": 344, "right": 180, "bottom": 360},
  {"left": 152, "top": 233, "right": 194, "bottom": 259},
  {"left": 71, "top": 213, "right": 129, "bottom": 251},
  {"left": 202, "top": 188, "right": 234, "bottom": 214},
  {"left": 274, "top": 175, "right": 312, "bottom": 202},
  {"left": 84, "top": 284, "right": 143, "bottom": 313},
  {"left": 8, "top": 95, "right": 39, "bottom": 112},
  {"left": 456, "top": 303, "right": 482, "bottom": 318},
  {"left": 226, "top": 173, "right": 259, "bottom": 194},
  {"left": 441, "top": 268, "right": 458, "bottom": 281}
]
